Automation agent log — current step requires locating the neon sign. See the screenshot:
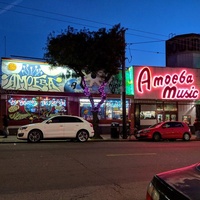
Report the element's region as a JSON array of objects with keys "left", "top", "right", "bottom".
[{"left": 136, "top": 67, "right": 199, "bottom": 99}]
